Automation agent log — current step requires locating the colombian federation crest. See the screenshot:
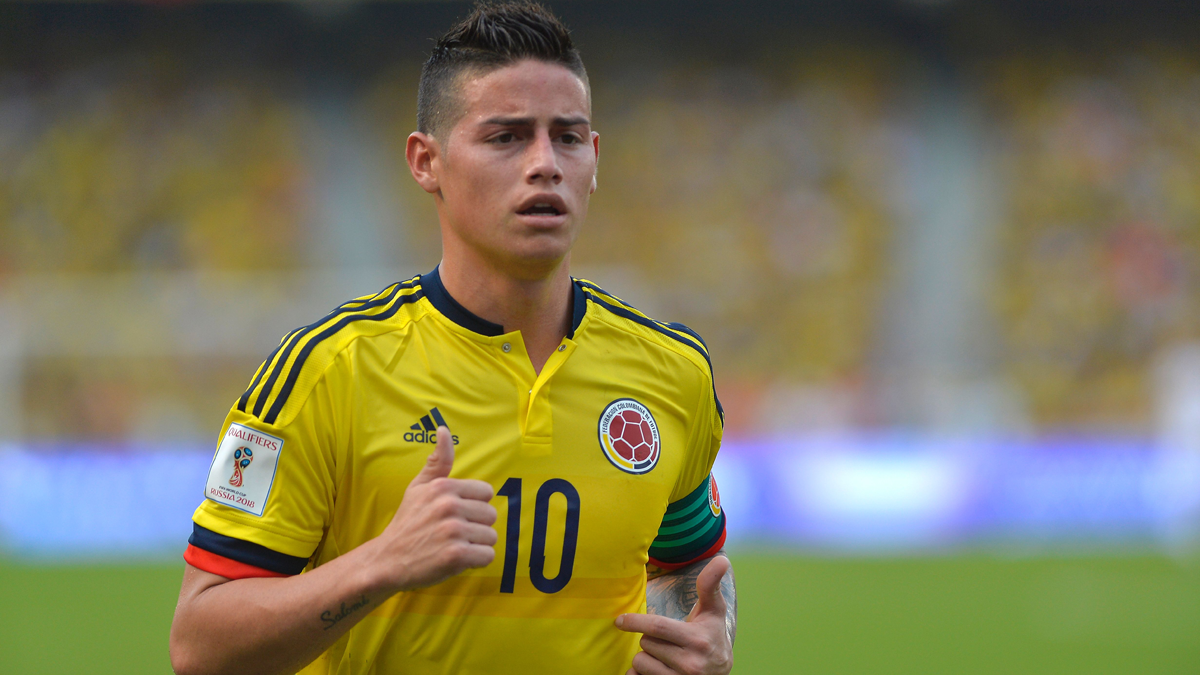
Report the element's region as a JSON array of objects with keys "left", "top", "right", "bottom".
[{"left": 598, "top": 399, "right": 661, "bottom": 474}]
